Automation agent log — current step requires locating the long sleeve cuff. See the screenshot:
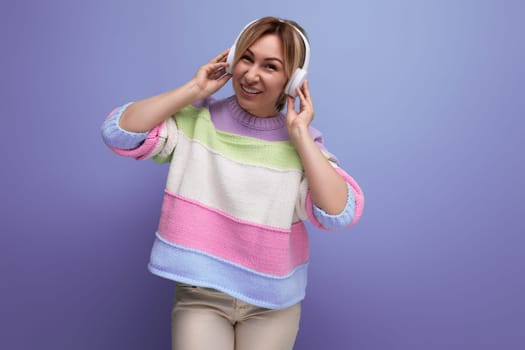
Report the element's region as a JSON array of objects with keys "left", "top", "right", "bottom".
[
  {"left": 100, "top": 102, "right": 148, "bottom": 149},
  {"left": 312, "top": 182, "right": 356, "bottom": 230}
]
